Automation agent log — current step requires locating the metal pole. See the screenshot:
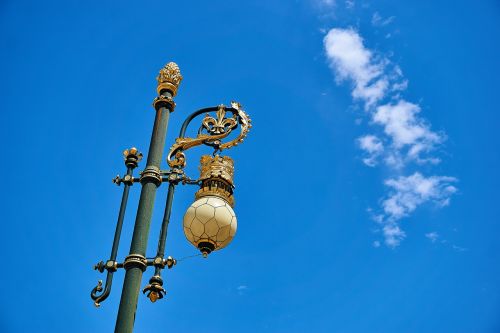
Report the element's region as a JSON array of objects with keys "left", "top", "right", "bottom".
[{"left": 114, "top": 63, "right": 181, "bottom": 333}]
